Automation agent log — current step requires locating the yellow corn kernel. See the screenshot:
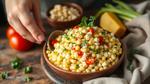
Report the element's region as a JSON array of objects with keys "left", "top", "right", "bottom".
[
  {"left": 111, "top": 54, "right": 116, "bottom": 60},
  {"left": 102, "top": 61, "right": 108, "bottom": 67},
  {"left": 102, "top": 56, "right": 106, "bottom": 61},
  {"left": 99, "top": 67, "right": 104, "bottom": 71},
  {"left": 92, "top": 53, "right": 96, "bottom": 57},
  {"left": 85, "top": 69, "right": 90, "bottom": 73},
  {"left": 91, "top": 69, "right": 96, "bottom": 72},
  {"left": 75, "top": 45, "right": 80, "bottom": 50}
]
